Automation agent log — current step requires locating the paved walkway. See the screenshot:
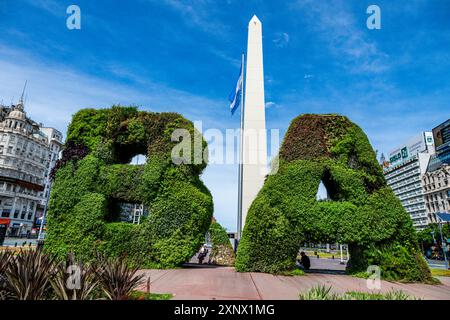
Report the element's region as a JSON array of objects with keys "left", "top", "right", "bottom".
[{"left": 137, "top": 267, "right": 450, "bottom": 300}]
